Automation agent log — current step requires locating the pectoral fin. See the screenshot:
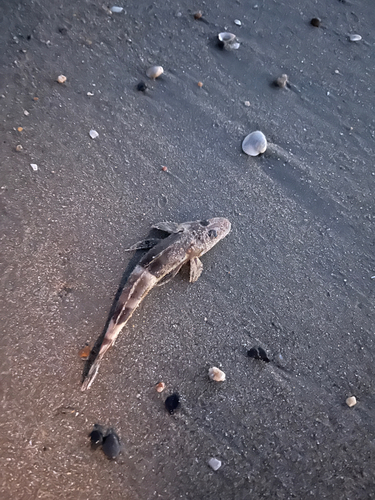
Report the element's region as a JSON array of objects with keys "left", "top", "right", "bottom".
[
  {"left": 124, "top": 238, "right": 161, "bottom": 252},
  {"left": 152, "top": 221, "right": 182, "bottom": 233},
  {"left": 156, "top": 264, "right": 183, "bottom": 286},
  {"left": 189, "top": 257, "right": 203, "bottom": 283}
]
